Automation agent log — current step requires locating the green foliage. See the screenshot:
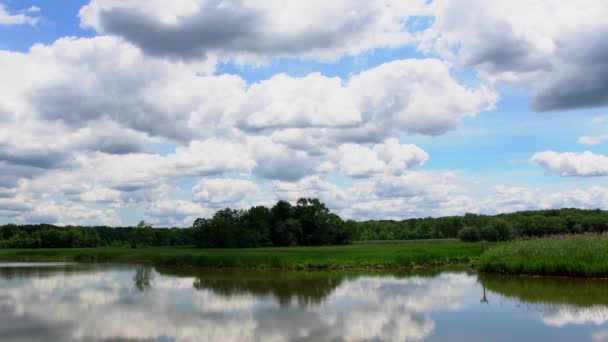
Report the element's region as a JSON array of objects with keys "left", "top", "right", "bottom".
[
  {"left": 0, "top": 240, "right": 488, "bottom": 269},
  {"left": 458, "top": 227, "right": 480, "bottom": 242},
  {"left": 0, "top": 223, "right": 193, "bottom": 249},
  {"left": 2, "top": 206, "right": 607, "bottom": 249},
  {"left": 192, "top": 198, "right": 352, "bottom": 248},
  {"left": 480, "top": 226, "right": 499, "bottom": 242},
  {"left": 131, "top": 221, "right": 155, "bottom": 248},
  {"left": 352, "top": 208, "right": 606, "bottom": 242},
  {"left": 479, "top": 233, "right": 608, "bottom": 277}
]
